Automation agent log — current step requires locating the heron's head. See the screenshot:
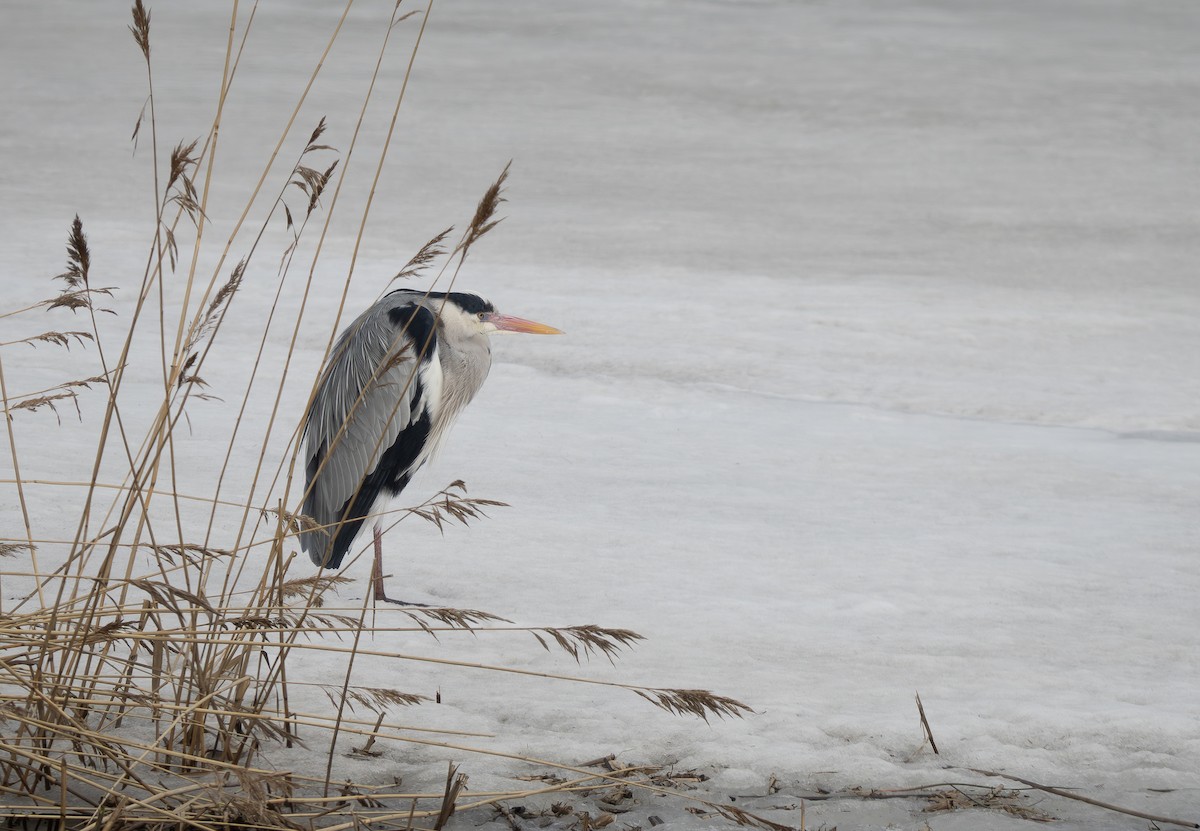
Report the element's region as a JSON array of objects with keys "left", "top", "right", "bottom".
[{"left": 436, "top": 292, "right": 562, "bottom": 338}]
